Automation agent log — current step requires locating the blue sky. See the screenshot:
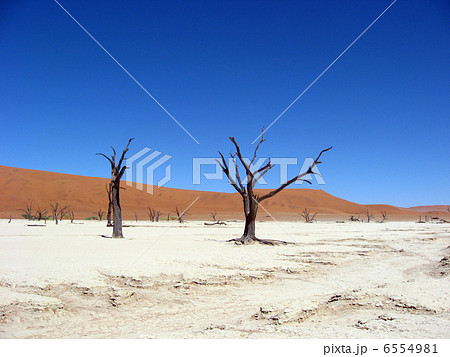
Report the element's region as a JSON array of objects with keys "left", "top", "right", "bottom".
[{"left": 1, "top": 0, "right": 449, "bottom": 207}]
